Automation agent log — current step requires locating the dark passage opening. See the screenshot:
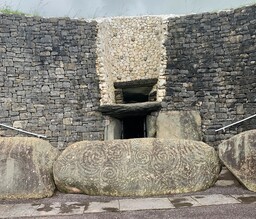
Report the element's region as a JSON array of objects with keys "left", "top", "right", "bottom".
[
  {"left": 122, "top": 116, "right": 147, "bottom": 139},
  {"left": 122, "top": 87, "right": 152, "bottom": 103},
  {"left": 114, "top": 78, "right": 157, "bottom": 104}
]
